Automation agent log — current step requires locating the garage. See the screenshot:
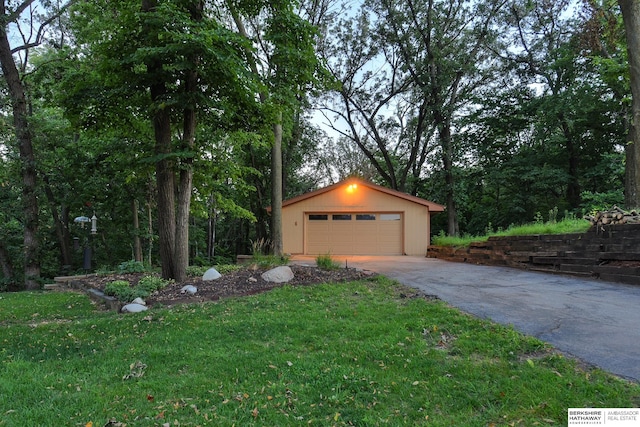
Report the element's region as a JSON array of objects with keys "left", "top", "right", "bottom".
[{"left": 280, "top": 178, "right": 444, "bottom": 256}]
